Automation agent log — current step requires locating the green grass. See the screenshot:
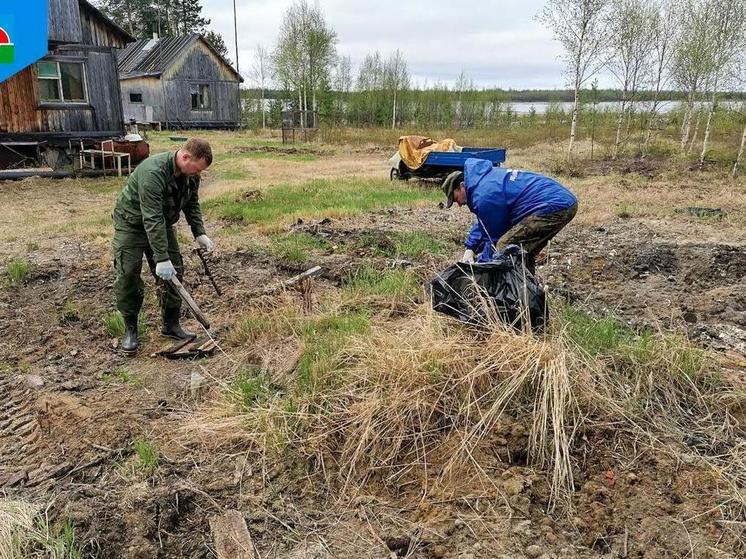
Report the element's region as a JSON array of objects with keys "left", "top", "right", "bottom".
[
  {"left": 350, "top": 230, "right": 451, "bottom": 260},
  {"left": 79, "top": 176, "right": 123, "bottom": 195},
  {"left": 24, "top": 517, "right": 82, "bottom": 559},
  {"left": 133, "top": 438, "right": 159, "bottom": 474},
  {"left": 203, "top": 177, "right": 440, "bottom": 229},
  {"left": 295, "top": 310, "right": 370, "bottom": 392},
  {"left": 5, "top": 257, "right": 31, "bottom": 286},
  {"left": 561, "top": 305, "right": 710, "bottom": 384},
  {"left": 103, "top": 311, "right": 125, "bottom": 338},
  {"left": 391, "top": 231, "right": 450, "bottom": 259},
  {"left": 233, "top": 367, "right": 272, "bottom": 410},
  {"left": 269, "top": 232, "right": 331, "bottom": 264},
  {"left": 219, "top": 168, "right": 251, "bottom": 180},
  {"left": 103, "top": 311, "right": 147, "bottom": 339},
  {"left": 343, "top": 266, "right": 422, "bottom": 299},
  {"left": 102, "top": 366, "right": 143, "bottom": 387},
  {"left": 60, "top": 300, "right": 80, "bottom": 324}
]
